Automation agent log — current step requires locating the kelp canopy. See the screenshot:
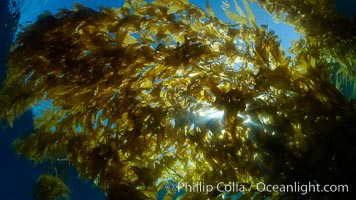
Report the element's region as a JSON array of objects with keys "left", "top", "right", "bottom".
[{"left": 1, "top": 0, "right": 355, "bottom": 199}]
